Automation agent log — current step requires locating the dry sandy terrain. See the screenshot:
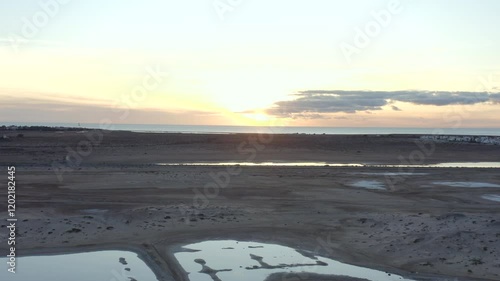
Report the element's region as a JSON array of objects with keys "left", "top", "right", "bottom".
[{"left": 1, "top": 130, "right": 500, "bottom": 281}]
